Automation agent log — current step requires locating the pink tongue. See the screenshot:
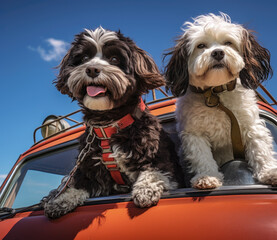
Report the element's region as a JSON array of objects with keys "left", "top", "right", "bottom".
[{"left": 86, "top": 86, "right": 106, "bottom": 97}]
